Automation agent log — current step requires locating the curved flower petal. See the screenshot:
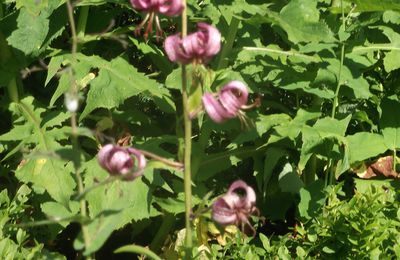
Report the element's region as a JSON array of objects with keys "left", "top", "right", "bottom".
[
  {"left": 165, "top": 34, "right": 183, "bottom": 63},
  {"left": 130, "top": 0, "right": 151, "bottom": 10},
  {"left": 108, "top": 150, "right": 134, "bottom": 174},
  {"left": 211, "top": 197, "right": 237, "bottom": 225},
  {"left": 220, "top": 81, "right": 249, "bottom": 108},
  {"left": 197, "top": 23, "right": 221, "bottom": 59},
  {"left": 98, "top": 144, "right": 115, "bottom": 170},
  {"left": 97, "top": 144, "right": 147, "bottom": 181},
  {"left": 228, "top": 180, "right": 256, "bottom": 209},
  {"left": 164, "top": 23, "right": 221, "bottom": 64},
  {"left": 202, "top": 93, "right": 228, "bottom": 123},
  {"left": 158, "top": 0, "right": 184, "bottom": 16}
]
